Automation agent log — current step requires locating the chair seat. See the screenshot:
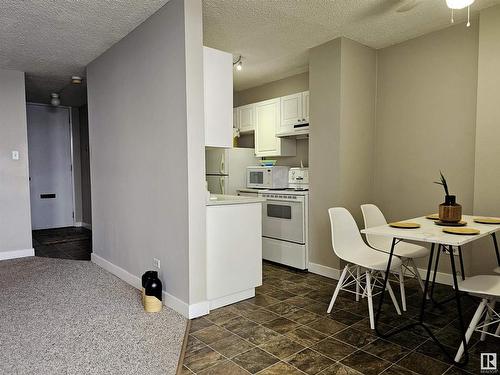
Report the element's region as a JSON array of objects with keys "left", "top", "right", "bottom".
[
  {"left": 459, "top": 275, "right": 500, "bottom": 297},
  {"left": 376, "top": 242, "right": 429, "bottom": 259},
  {"left": 342, "top": 245, "right": 402, "bottom": 271}
]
